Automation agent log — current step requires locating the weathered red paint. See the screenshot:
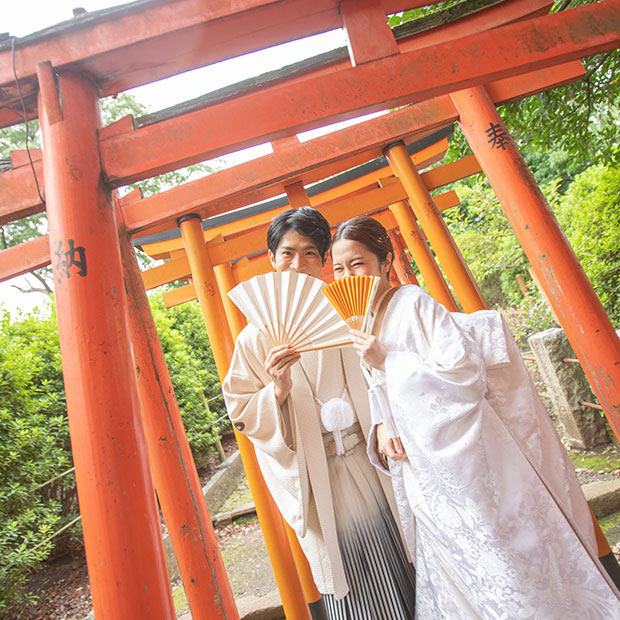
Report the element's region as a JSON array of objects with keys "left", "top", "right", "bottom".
[
  {"left": 120, "top": 60, "right": 584, "bottom": 235},
  {"left": 0, "top": 0, "right": 435, "bottom": 128},
  {"left": 386, "top": 142, "right": 487, "bottom": 312},
  {"left": 451, "top": 85, "right": 620, "bottom": 439},
  {"left": 101, "top": 4, "right": 619, "bottom": 185},
  {"left": 387, "top": 227, "right": 418, "bottom": 285},
  {"left": 179, "top": 215, "right": 313, "bottom": 619},
  {"left": 39, "top": 71, "right": 175, "bottom": 618},
  {"left": 387, "top": 197, "right": 458, "bottom": 311},
  {"left": 0, "top": 234, "right": 49, "bottom": 281},
  {"left": 0, "top": 154, "right": 44, "bottom": 226},
  {"left": 341, "top": 0, "right": 399, "bottom": 66},
  {"left": 116, "top": 196, "right": 239, "bottom": 620}
]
